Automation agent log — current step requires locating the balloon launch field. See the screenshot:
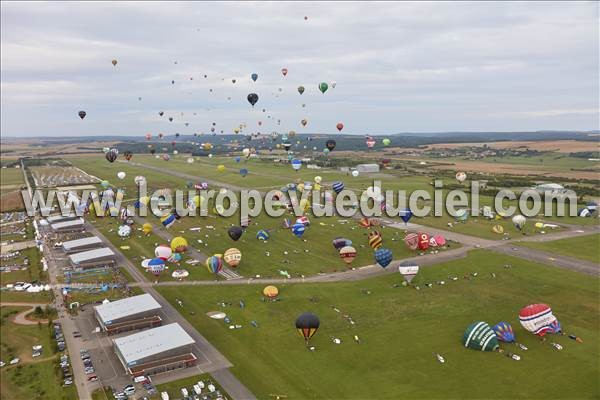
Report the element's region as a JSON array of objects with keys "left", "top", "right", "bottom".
[{"left": 156, "top": 250, "right": 599, "bottom": 399}]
